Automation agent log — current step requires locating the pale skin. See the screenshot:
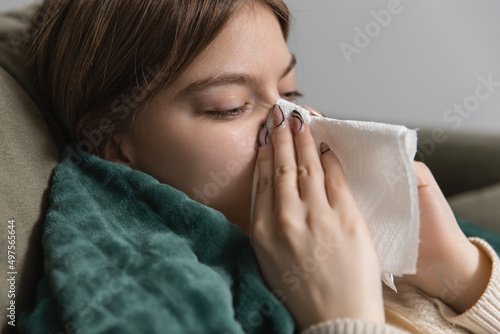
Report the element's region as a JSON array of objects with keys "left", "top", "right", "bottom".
[{"left": 104, "top": 2, "right": 492, "bottom": 331}]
